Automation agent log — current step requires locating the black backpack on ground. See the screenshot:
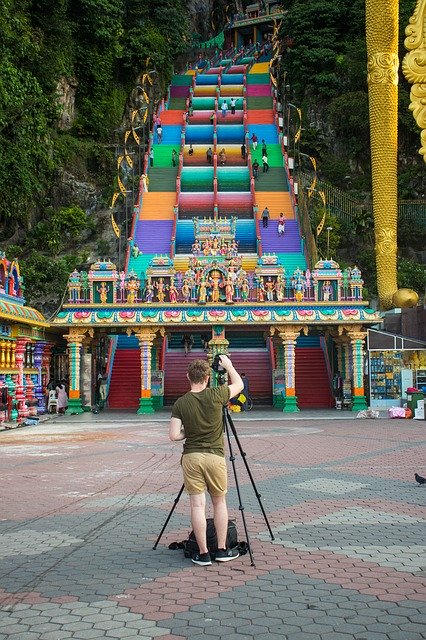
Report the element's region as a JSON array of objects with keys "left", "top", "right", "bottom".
[{"left": 169, "top": 518, "right": 248, "bottom": 560}]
